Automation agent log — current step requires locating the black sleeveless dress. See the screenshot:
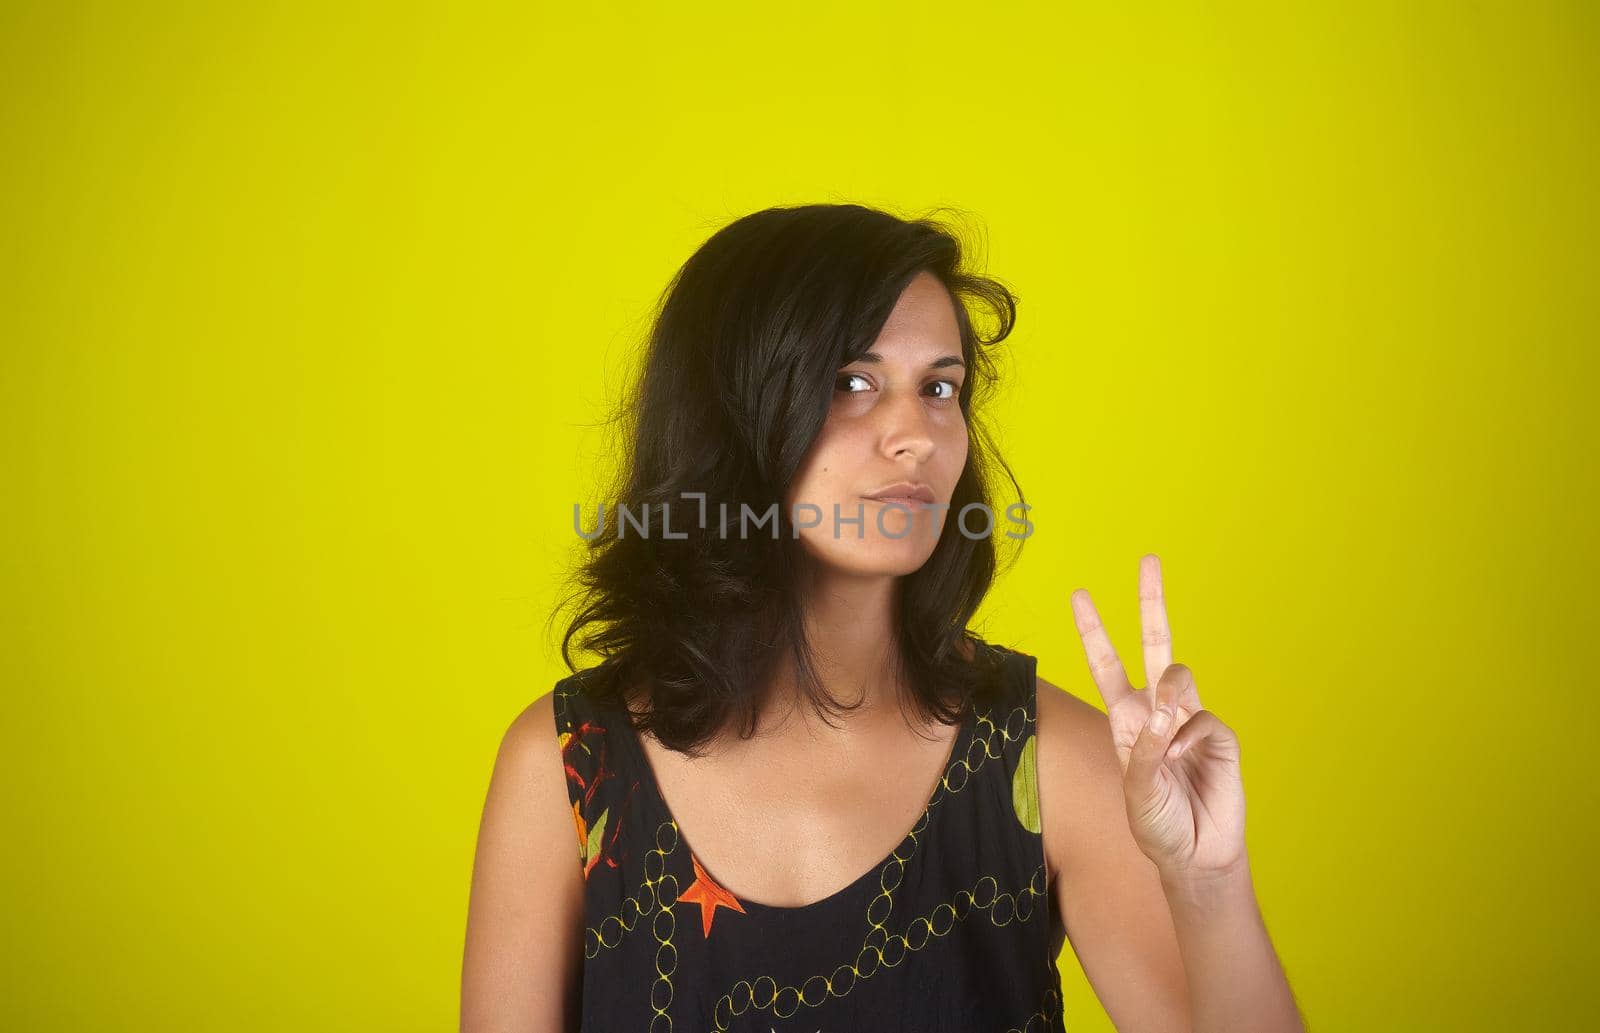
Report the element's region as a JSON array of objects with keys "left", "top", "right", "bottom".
[{"left": 553, "top": 643, "right": 1068, "bottom": 1033}]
